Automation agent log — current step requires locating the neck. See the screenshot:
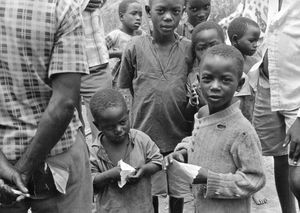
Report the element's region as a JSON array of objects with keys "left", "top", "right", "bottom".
[
  {"left": 102, "top": 135, "right": 129, "bottom": 148},
  {"left": 120, "top": 25, "right": 134, "bottom": 36},
  {"left": 152, "top": 30, "right": 176, "bottom": 45}
]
